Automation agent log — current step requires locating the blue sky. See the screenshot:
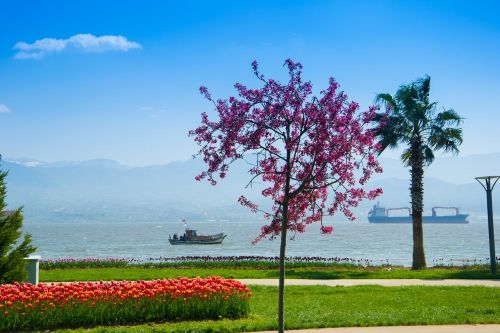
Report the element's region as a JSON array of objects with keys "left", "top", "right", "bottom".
[{"left": 0, "top": 0, "right": 499, "bottom": 166}]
